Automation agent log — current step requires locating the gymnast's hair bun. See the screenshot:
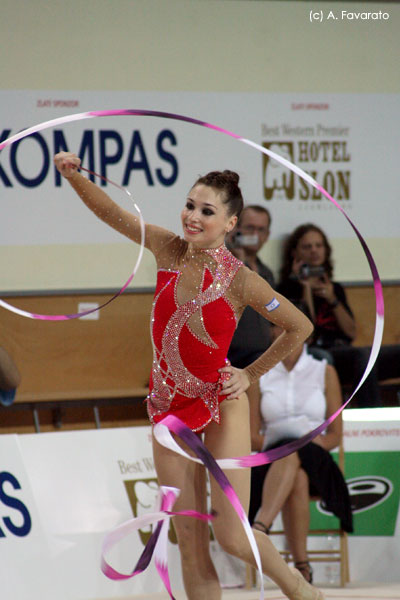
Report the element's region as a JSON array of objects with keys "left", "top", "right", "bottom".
[{"left": 221, "top": 170, "right": 240, "bottom": 185}]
